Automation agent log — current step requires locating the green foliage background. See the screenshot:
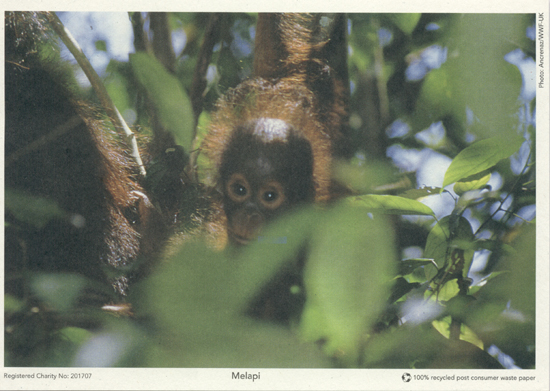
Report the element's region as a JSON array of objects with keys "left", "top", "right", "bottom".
[{"left": 4, "top": 12, "right": 537, "bottom": 369}]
